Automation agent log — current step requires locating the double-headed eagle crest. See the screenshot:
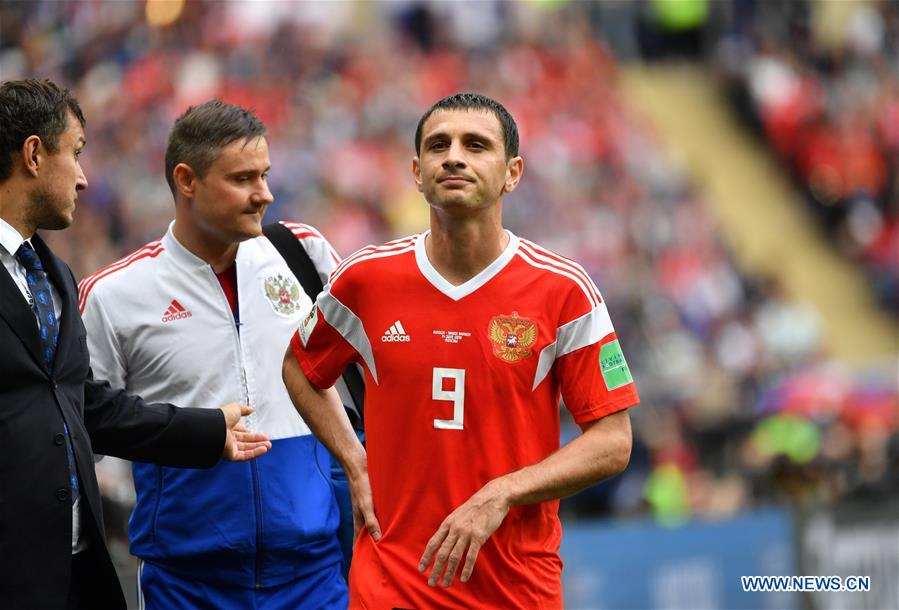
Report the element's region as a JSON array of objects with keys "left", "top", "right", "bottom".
[
  {"left": 488, "top": 311, "right": 537, "bottom": 363},
  {"left": 263, "top": 273, "right": 303, "bottom": 316}
]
